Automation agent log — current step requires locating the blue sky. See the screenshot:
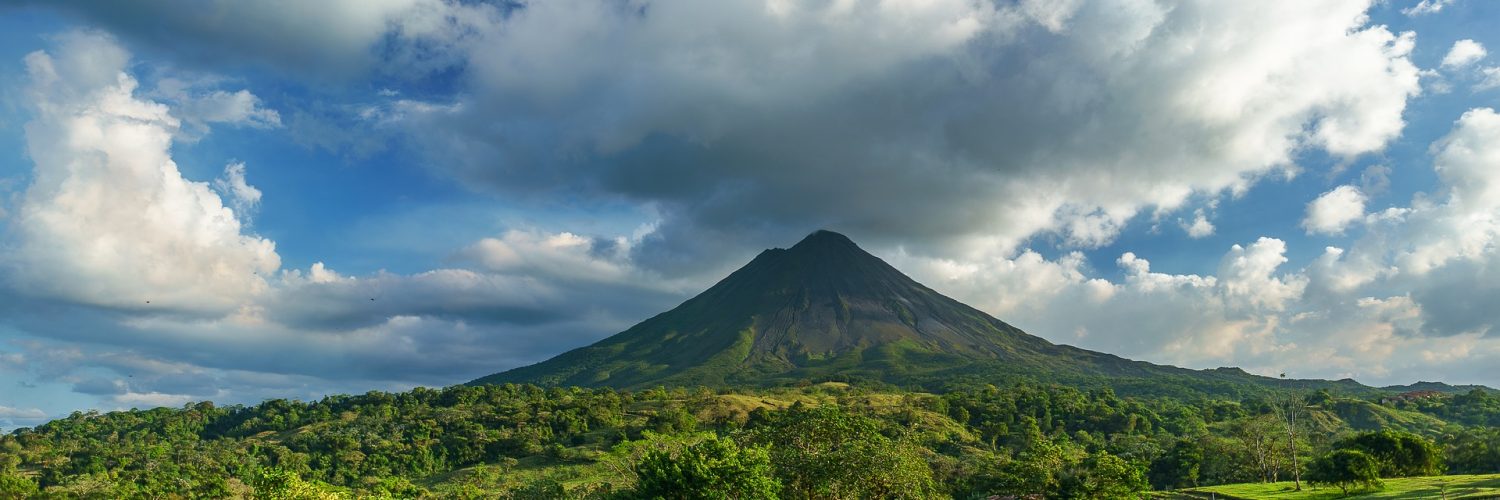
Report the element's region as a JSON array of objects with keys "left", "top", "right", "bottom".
[{"left": 3, "top": 0, "right": 1500, "bottom": 429}]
